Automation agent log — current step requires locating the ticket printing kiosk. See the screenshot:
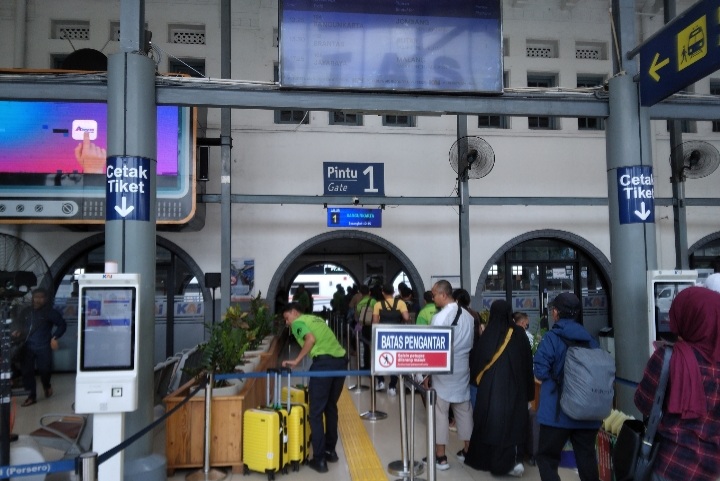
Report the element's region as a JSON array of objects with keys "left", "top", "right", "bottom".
[
  {"left": 75, "top": 273, "right": 140, "bottom": 481},
  {"left": 646, "top": 270, "right": 697, "bottom": 354}
]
